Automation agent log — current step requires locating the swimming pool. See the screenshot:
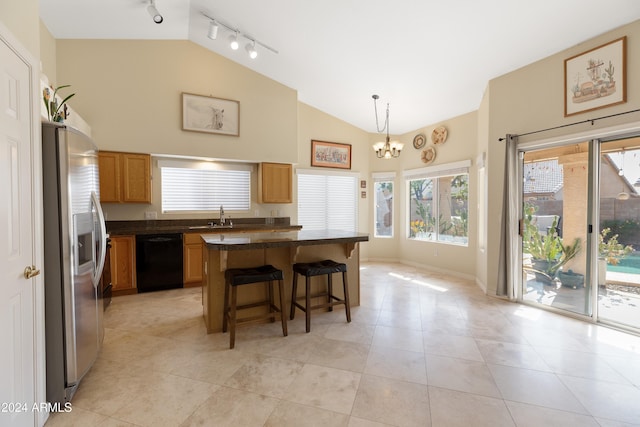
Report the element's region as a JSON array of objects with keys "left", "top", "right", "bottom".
[{"left": 608, "top": 252, "right": 640, "bottom": 275}]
